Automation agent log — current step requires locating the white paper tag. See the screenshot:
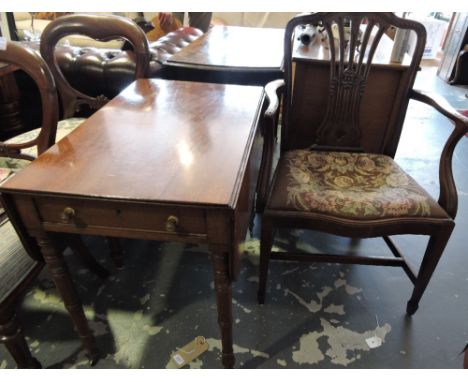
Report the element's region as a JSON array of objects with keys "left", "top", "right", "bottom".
[
  {"left": 169, "top": 336, "right": 209, "bottom": 368},
  {"left": 0, "top": 37, "right": 7, "bottom": 50},
  {"left": 172, "top": 353, "right": 185, "bottom": 365},
  {"left": 365, "top": 336, "right": 383, "bottom": 349}
]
